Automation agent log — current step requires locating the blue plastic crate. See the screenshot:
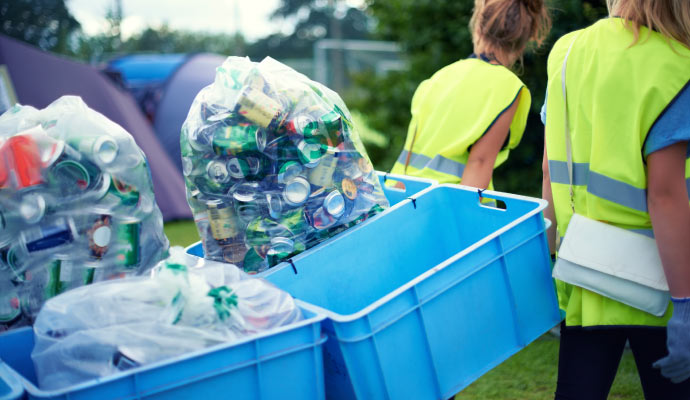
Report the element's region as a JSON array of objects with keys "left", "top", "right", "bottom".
[
  {"left": 0, "top": 361, "right": 23, "bottom": 400},
  {"left": 0, "top": 309, "right": 326, "bottom": 400},
  {"left": 262, "top": 184, "right": 562, "bottom": 400},
  {"left": 184, "top": 171, "right": 437, "bottom": 258}
]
